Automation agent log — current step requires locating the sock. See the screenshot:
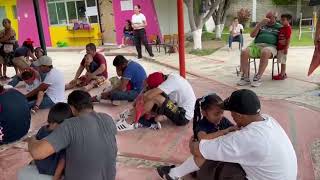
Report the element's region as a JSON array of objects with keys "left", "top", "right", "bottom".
[{"left": 168, "top": 156, "right": 200, "bottom": 178}]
